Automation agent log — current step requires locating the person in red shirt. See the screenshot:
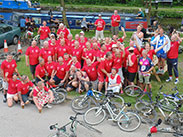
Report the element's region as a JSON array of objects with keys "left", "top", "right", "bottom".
[
  {"left": 33, "top": 81, "right": 54, "bottom": 113},
  {"left": 95, "top": 14, "right": 106, "bottom": 40},
  {"left": 105, "top": 37, "right": 112, "bottom": 51},
  {"left": 166, "top": 33, "right": 182, "bottom": 84},
  {"left": 5, "top": 73, "right": 20, "bottom": 107},
  {"left": 57, "top": 23, "right": 69, "bottom": 39},
  {"left": 1, "top": 54, "right": 19, "bottom": 103},
  {"left": 82, "top": 59, "right": 100, "bottom": 90},
  {"left": 92, "top": 42, "right": 100, "bottom": 57},
  {"left": 63, "top": 53, "right": 71, "bottom": 68},
  {"left": 79, "top": 35, "right": 87, "bottom": 49},
  {"left": 98, "top": 51, "right": 113, "bottom": 92},
  {"left": 50, "top": 56, "right": 69, "bottom": 85},
  {"left": 105, "top": 68, "right": 121, "bottom": 94},
  {"left": 48, "top": 36, "right": 58, "bottom": 56},
  {"left": 79, "top": 31, "right": 88, "bottom": 43},
  {"left": 72, "top": 41, "right": 83, "bottom": 63},
  {"left": 38, "top": 21, "right": 50, "bottom": 47},
  {"left": 39, "top": 41, "right": 55, "bottom": 62},
  {"left": 126, "top": 47, "right": 138, "bottom": 85},
  {"left": 111, "top": 10, "right": 121, "bottom": 36},
  {"left": 68, "top": 56, "right": 81, "bottom": 70},
  {"left": 66, "top": 34, "right": 75, "bottom": 54},
  {"left": 25, "top": 40, "right": 40, "bottom": 79},
  {"left": 18, "top": 75, "right": 35, "bottom": 108},
  {"left": 45, "top": 56, "right": 56, "bottom": 80},
  {"left": 35, "top": 58, "right": 46, "bottom": 83},
  {"left": 97, "top": 43, "right": 107, "bottom": 62},
  {"left": 55, "top": 39, "right": 69, "bottom": 60}
]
